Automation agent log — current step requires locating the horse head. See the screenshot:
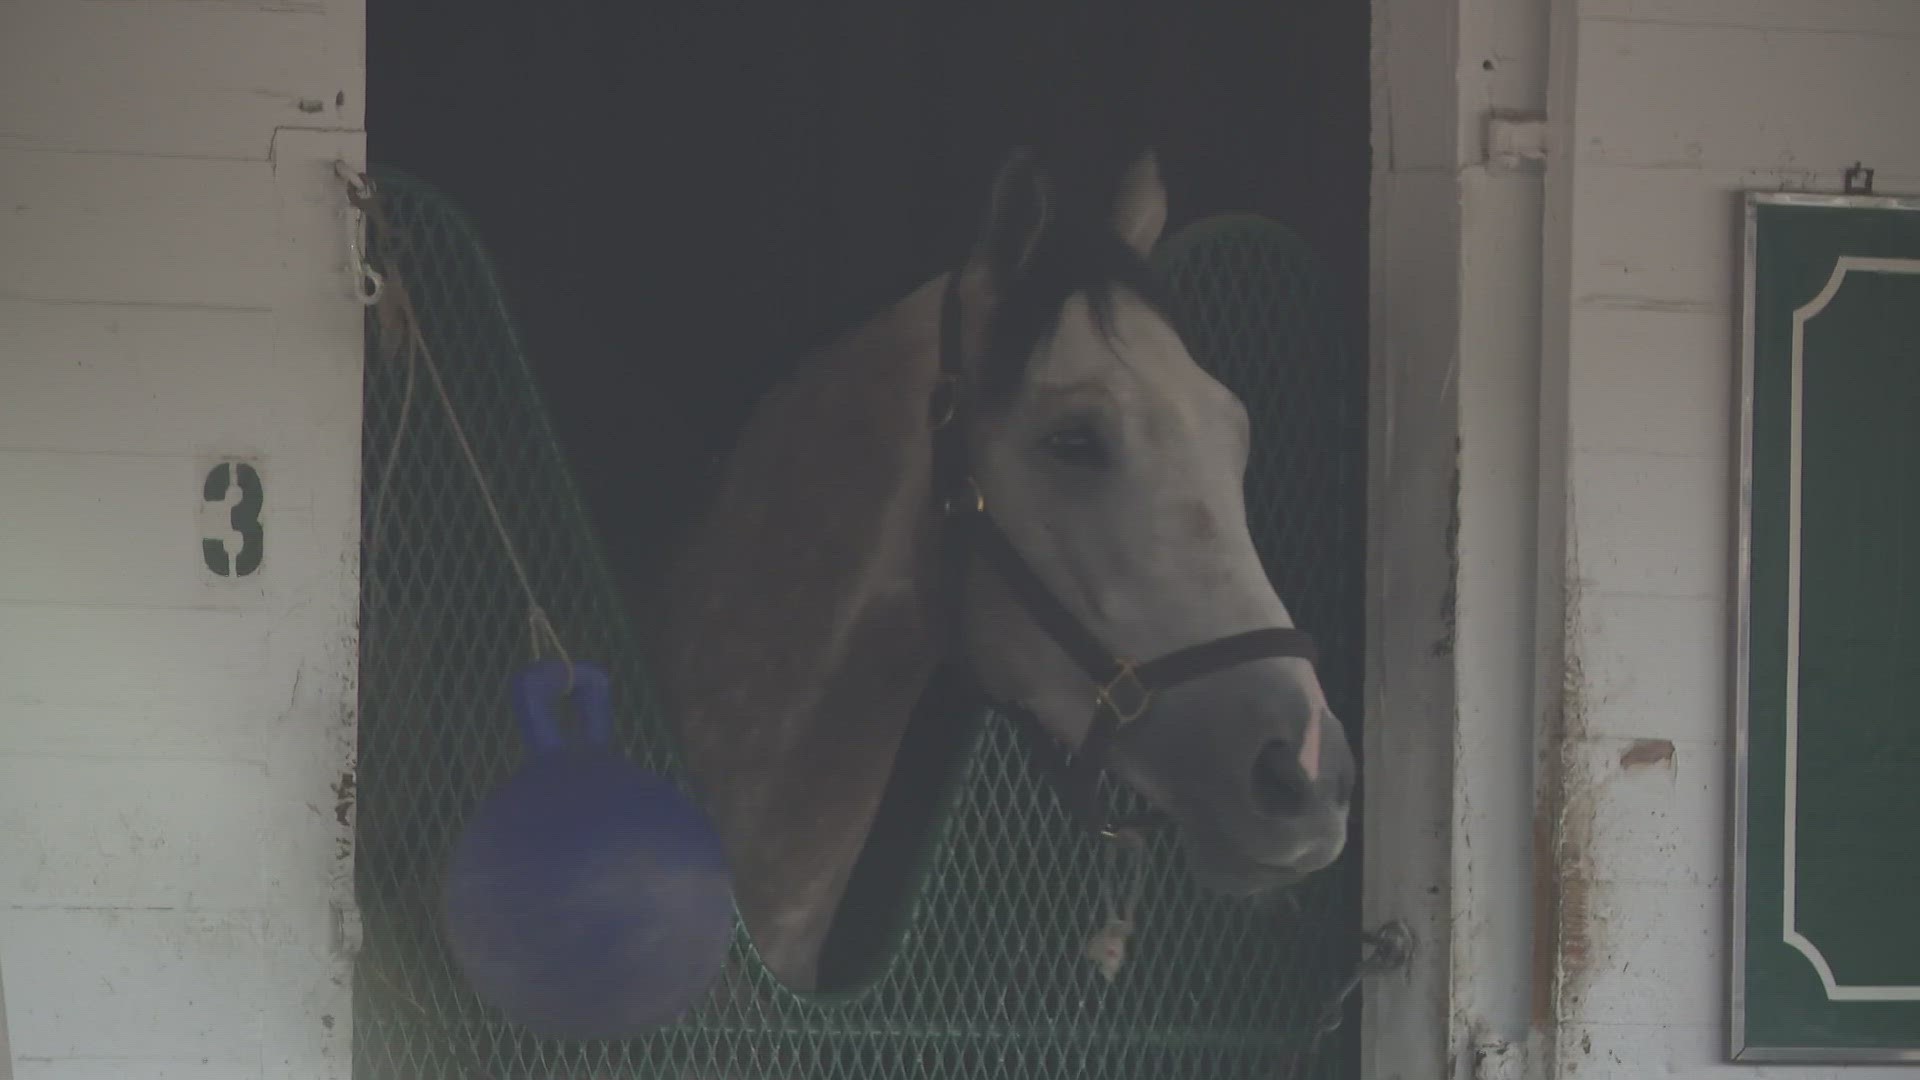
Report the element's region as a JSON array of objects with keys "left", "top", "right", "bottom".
[{"left": 659, "top": 147, "right": 1354, "bottom": 992}]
